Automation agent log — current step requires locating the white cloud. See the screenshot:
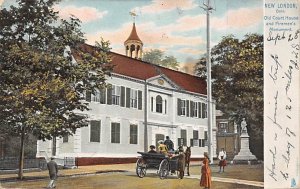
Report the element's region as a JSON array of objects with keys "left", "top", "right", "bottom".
[
  {"left": 133, "top": 0, "right": 197, "bottom": 15},
  {"left": 211, "top": 7, "right": 262, "bottom": 30},
  {"left": 86, "top": 21, "right": 204, "bottom": 54},
  {"left": 54, "top": 5, "right": 108, "bottom": 23}
]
